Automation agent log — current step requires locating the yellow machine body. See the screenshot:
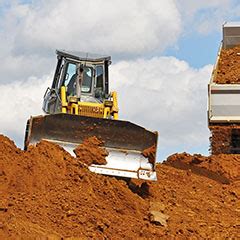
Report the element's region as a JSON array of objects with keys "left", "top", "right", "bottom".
[{"left": 60, "top": 86, "right": 118, "bottom": 119}]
